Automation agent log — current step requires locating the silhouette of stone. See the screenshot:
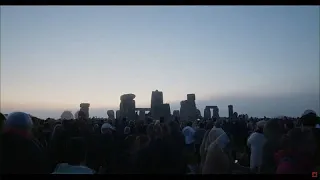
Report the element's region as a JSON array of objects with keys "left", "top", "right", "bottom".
[
  {"left": 120, "top": 94, "right": 136, "bottom": 120},
  {"left": 161, "top": 103, "right": 171, "bottom": 122},
  {"left": 196, "top": 109, "right": 201, "bottom": 118},
  {"left": 74, "top": 110, "right": 80, "bottom": 119},
  {"left": 151, "top": 90, "right": 164, "bottom": 119},
  {"left": 116, "top": 110, "right": 121, "bottom": 119},
  {"left": 180, "top": 94, "right": 198, "bottom": 121},
  {"left": 212, "top": 106, "right": 219, "bottom": 119},
  {"left": 204, "top": 107, "right": 211, "bottom": 120},
  {"left": 135, "top": 108, "right": 151, "bottom": 121},
  {"left": 228, "top": 105, "right": 234, "bottom": 119},
  {"left": 187, "top": 94, "right": 196, "bottom": 101},
  {"left": 80, "top": 103, "right": 90, "bottom": 119},
  {"left": 203, "top": 106, "right": 219, "bottom": 120}
]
